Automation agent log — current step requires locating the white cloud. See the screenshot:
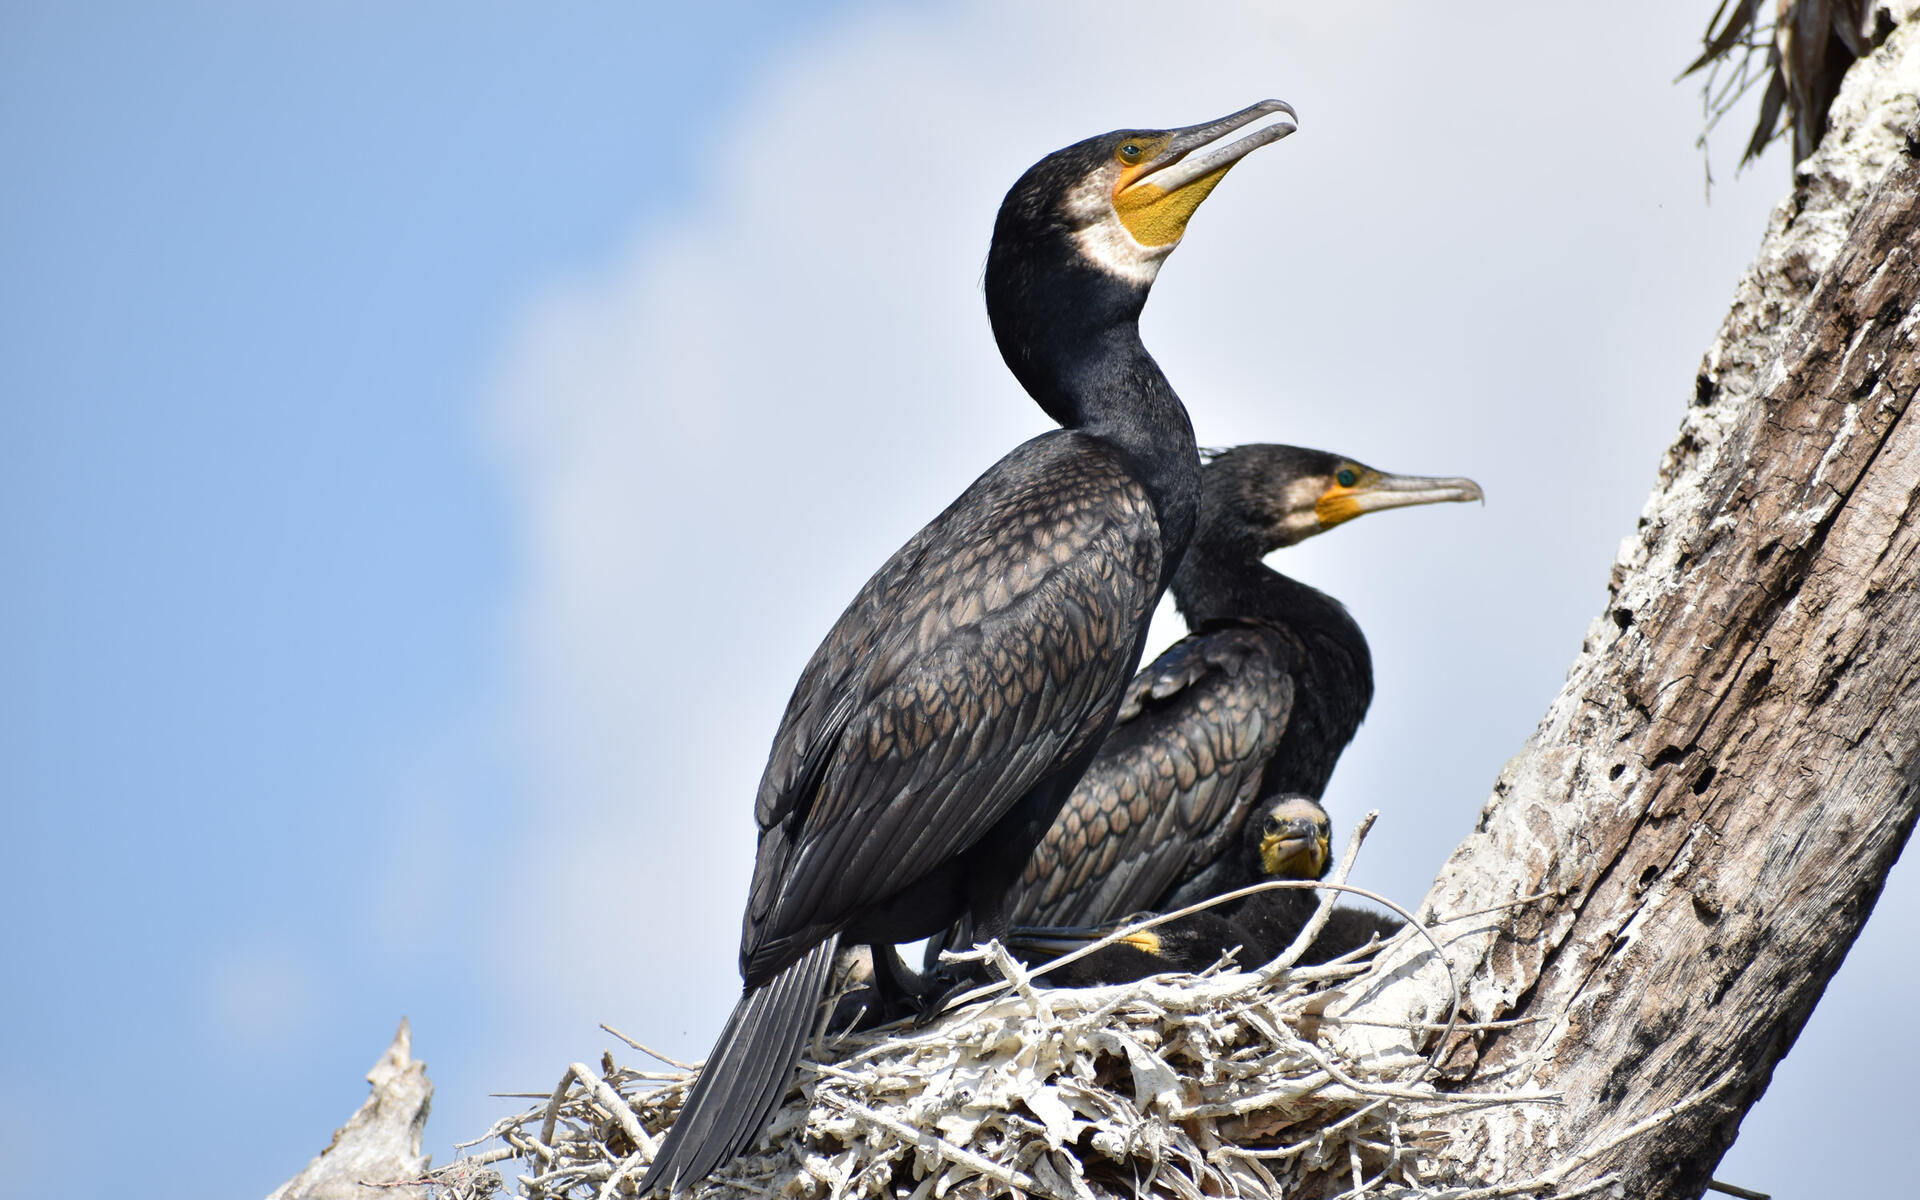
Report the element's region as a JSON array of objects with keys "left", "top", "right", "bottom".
[
  {"left": 202, "top": 943, "right": 321, "bottom": 1053},
  {"left": 475, "top": 1, "right": 1911, "bottom": 1189}
]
